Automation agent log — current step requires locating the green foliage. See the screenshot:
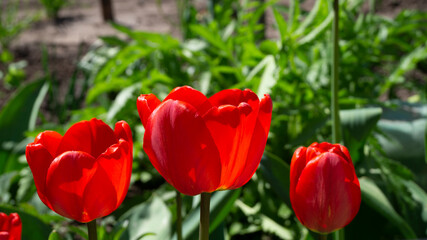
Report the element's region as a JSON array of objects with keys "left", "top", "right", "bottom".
[
  {"left": 0, "top": 79, "right": 47, "bottom": 145},
  {"left": 1, "top": 0, "right": 427, "bottom": 239},
  {"left": 119, "top": 196, "right": 172, "bottom": 240},
  {"left": 0, "top": 0, "right": 39, "bottom": 88},
  {"left": 39, "top": 0, "right": 67, "bottom": 20}
]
